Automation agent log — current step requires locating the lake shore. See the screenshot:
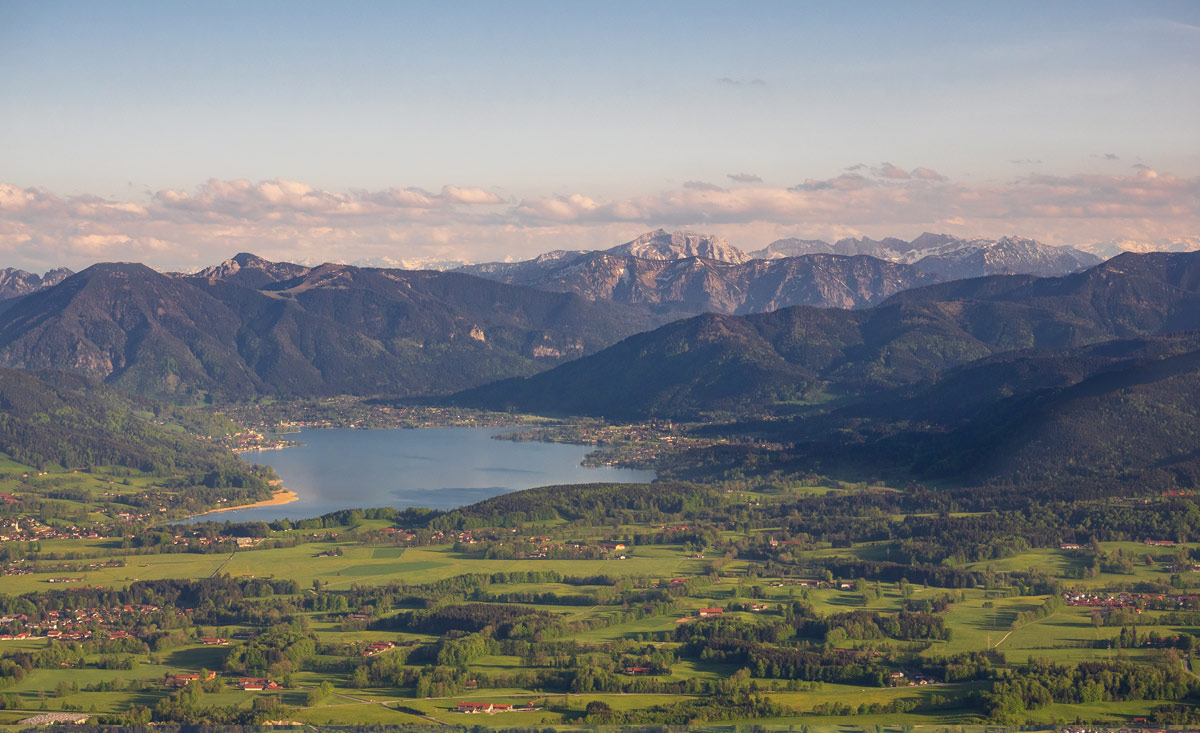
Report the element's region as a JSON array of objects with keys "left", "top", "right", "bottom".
[{"left": 186, "top": 483, "right": 299, "bottom": 520}]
